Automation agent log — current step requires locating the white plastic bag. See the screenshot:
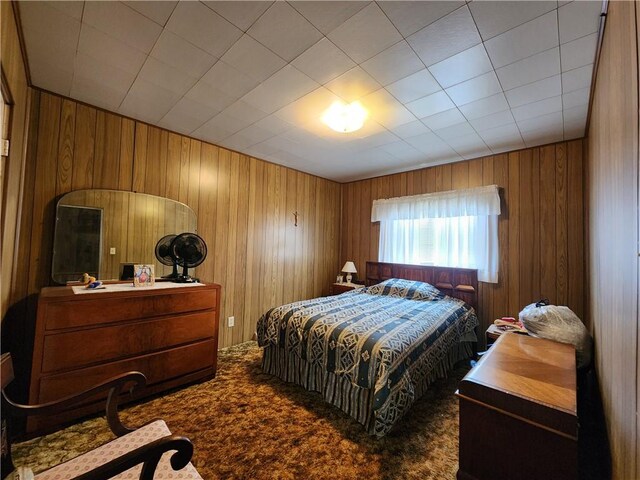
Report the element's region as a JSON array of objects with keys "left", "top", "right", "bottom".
[{"left": 519, "top": 301, "right": 592, "bottom": 368}]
